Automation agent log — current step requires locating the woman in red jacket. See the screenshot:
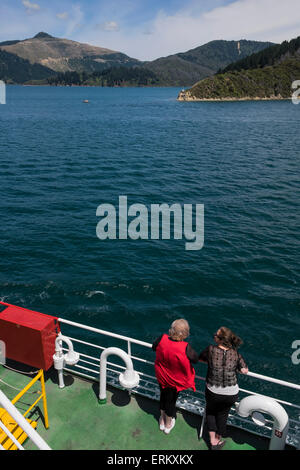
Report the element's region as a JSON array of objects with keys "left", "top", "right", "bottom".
[{"left": 152, "top": 319, "right": 198, "bottom": 434}]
